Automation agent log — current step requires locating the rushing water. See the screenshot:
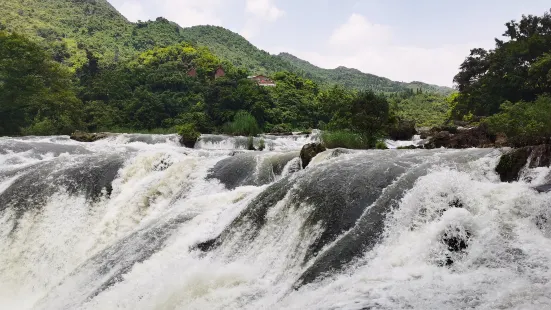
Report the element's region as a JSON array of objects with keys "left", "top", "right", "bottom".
[{"left": 0, "top": 133, "right": 550, "bottom": 310}]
